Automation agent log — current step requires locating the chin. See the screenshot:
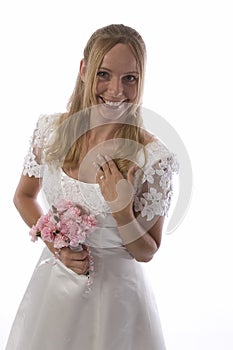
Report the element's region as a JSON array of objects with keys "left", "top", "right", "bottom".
[{"left": 96, "top": 101, "right": 132, "bottom": 123}]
